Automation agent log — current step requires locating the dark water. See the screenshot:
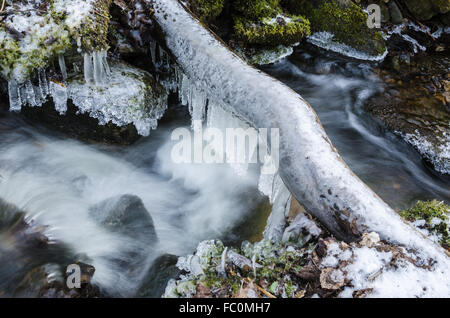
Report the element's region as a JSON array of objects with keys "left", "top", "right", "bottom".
[
  {"left": 0, "top": 49, "right": 449, "bottom": 297},
  {"left": 262, "top": 49, "right": 450, "bottom": 209}
]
